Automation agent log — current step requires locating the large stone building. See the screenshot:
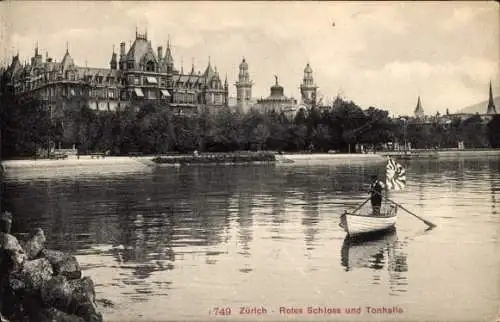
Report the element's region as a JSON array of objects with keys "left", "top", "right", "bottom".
[
  {"left": 242, "top": 62, "right": 318, "bottom": 117},
  {"left": 1, "top": 31, "right": 229, "bottom": 115},
  {"left": 255, "top": 76, "right": 298, "bottom": 117}
]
